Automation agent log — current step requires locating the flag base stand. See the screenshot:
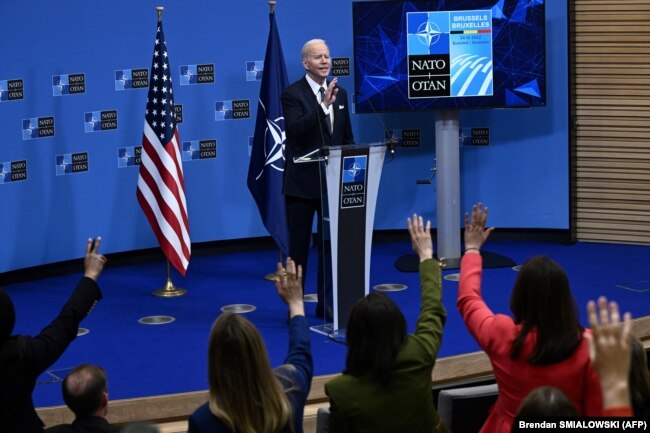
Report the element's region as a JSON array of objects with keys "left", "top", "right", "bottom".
[
  {"left": 153, "top": 277, "right": 187, "bottom": 297},
  {"left": 265, "top": 272, "right": 280, "bottom": 281},
  {"left": 153, "top": 260, "right": 187, "bottom": 297}
]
